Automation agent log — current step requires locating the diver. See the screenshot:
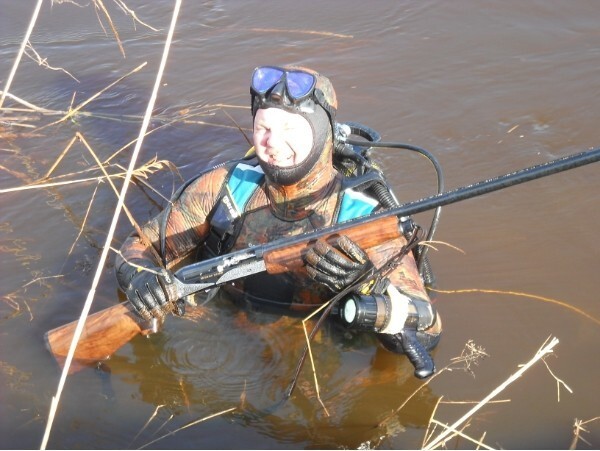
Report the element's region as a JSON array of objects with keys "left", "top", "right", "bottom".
[{"left": 115, "top": 65, "right": 442, "bottom": 378}]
